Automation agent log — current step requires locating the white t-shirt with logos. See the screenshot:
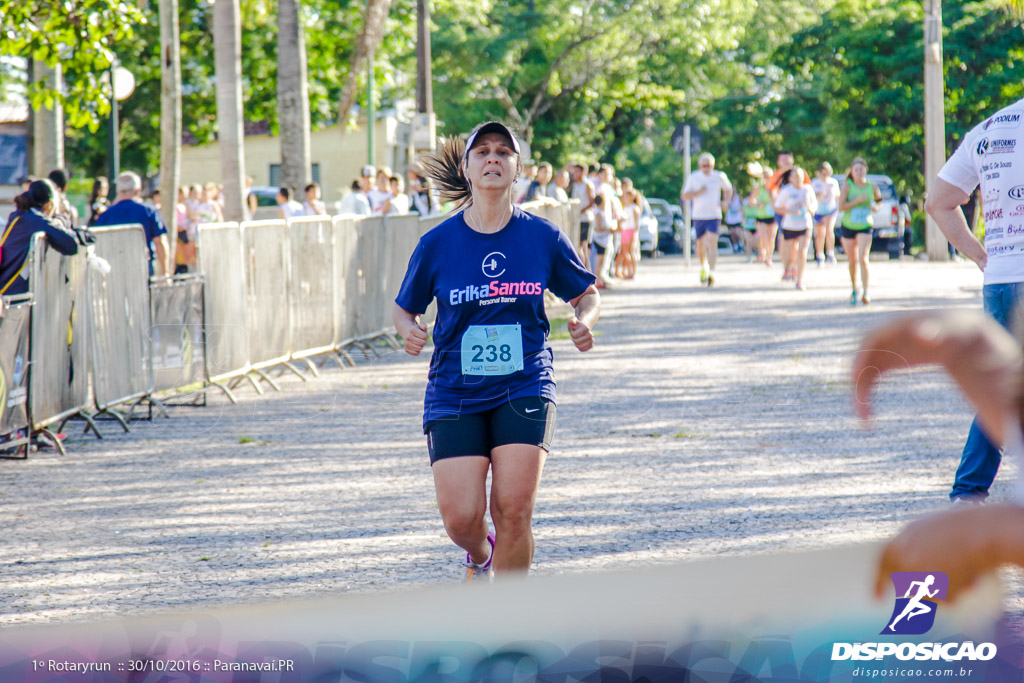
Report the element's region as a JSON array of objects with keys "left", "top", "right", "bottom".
[
  {"left": 811, "top": 177, "right": 840, "bottom": 214},
  {"left": 775, "top": 185, "right": 818, "bottom": 230},
  {"left": 938, "top": 97, "right": 1024, "bottom": 285},
  {"left": 682, "top": 170, "right": 732, "bottom": 220}
]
